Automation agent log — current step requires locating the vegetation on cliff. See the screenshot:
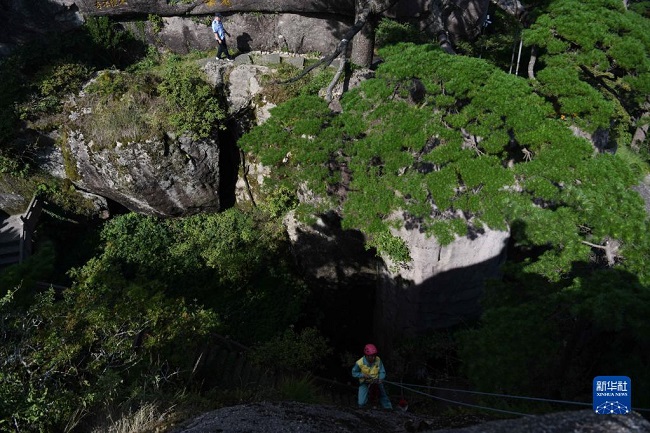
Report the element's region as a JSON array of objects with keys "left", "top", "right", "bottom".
[
  {"left": 1, "top": 0, "right": 650, "bottom": 431},
  {"left": 239, "top": 0, "right": 650, "bottom": 411}
]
